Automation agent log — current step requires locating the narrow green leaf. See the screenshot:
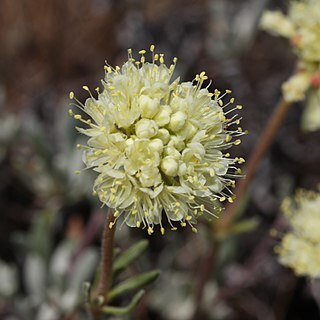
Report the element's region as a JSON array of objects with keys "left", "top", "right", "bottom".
[
  {"left": 112, "top": 240, "right": 149, "bottom": 276},
  {"left": 101, "top": 290, "right": 145, "bottom": 316},
  {"left": 108, "top": 270, "right": 160, "bottom": 301},
  {"left": 229, "top": 217, "right": 260, "bottom": 235}
]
